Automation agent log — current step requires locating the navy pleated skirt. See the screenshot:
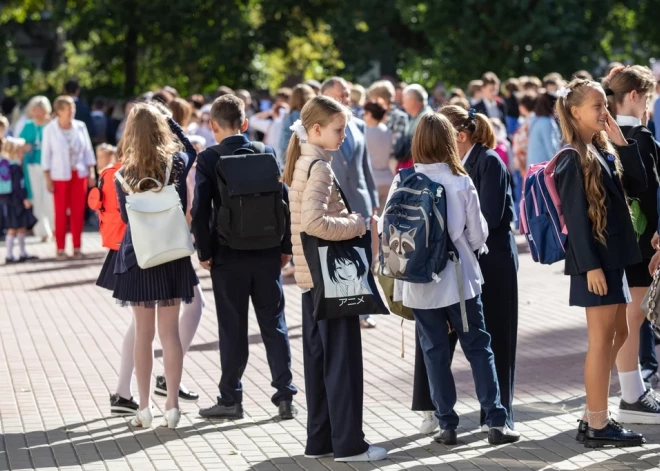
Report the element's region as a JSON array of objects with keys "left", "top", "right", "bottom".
[
  {"left": 4, "top": 204, "right": 37, "bottom": 230},
  {"left": 569, "top": 268, "right": 631, "bottom": 307},
  {"left": 112, "top": 256, "right": 198, "bottom": 308},
  {"left": 96, "top": 249, "right": 118, "bottom": 291}
]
